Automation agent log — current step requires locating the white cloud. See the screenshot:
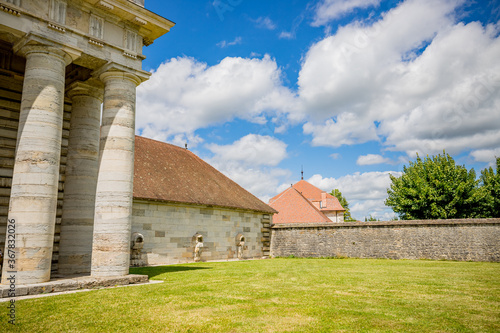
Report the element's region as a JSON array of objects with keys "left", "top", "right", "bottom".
[
  {"left": 303, "top": 113, "right": 378, "bottom": 147},
  {"left": 212, "top": 162, "right": 292, "bottom": 202},
  {"left": 297, "top": 0, "right": 500, "bottom": 158},
  {"left": 206, "top": 134, "right": 291, "bottom": 200},
  {"left": 136, "top": 55, "right": 296, "bottom": 142},
  {"left": 330, "top": 153, "right": 341, "bottom": 159},
  {"left": 217, "top": 36, "right": 242, "bottom": 48},
  {"left": 279, "top": 31, "right": 294, "bottom": 40},
  {"left": 470, "top": 148, "right": 500, "bottom": 166},
  {"left": 307, "top": 171, "right": 402, "bottom": 220},
  {"left": 253, "top": 16, "right": 276, "bottom": 30},
  {"left": 207, "top": 134, "right": 288, "bottom": 167},
  {"left": 356, "top": 154, "right": 392, "bottom": 165},
  {"left": 279, "top": 14, "right": 304, "bottom": 40},
  {"left": 312, "top": 0, "right": 381, "bottom": 26}
]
